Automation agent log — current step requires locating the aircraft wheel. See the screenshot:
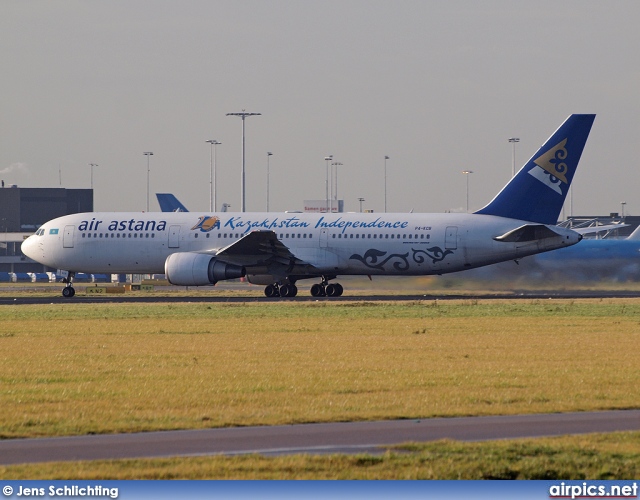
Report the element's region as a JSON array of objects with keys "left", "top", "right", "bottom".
[
  {"left": 279, "top": 284, "right": 298, "bottom": 298},
  {"left": 310, "top": 283, "right": 326, "bottom": 297},
  {"left": 327, "top": 283, "right": 343, "bottom": 297},
  {"left": 62, "top": 286, "right": 75, "bottom": 298},
  {"left": 264, "top": 284, "right": 280, "bottom": 297},
  {"left": 325, "top": 284, "right": 339, "bottom": 297}
]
